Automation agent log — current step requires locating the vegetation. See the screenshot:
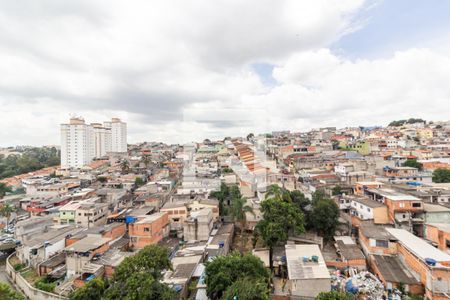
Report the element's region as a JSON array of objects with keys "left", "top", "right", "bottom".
[
  {"left": 0, "top": 202, "right": 16, "bottom": 227},
  {"left": 69, "top": 278, "right": 107, "bottom": 300},
  {"left": 332, "top": 185, "right": 343, "bottom": 195},
  {"left": 433, "top": 168, "right": 450, "bottom": 183},
  {"left": 69, "top": 245, "right": 175, "bottom": 300},
  {"left": 309, "top": 191, "right": 340, "bottom": 240},
  {"left": 0, "top": 147, "right": 60, "bottom": 180},
  {"left": 403, "top": 158, "right": 422, "bottom": 170},
  {"left": 205, "top": 252, "right": 269, "bottom": 299},
  {"left": 97, "top": 176, "right": 108, "bottom": 183},
  {"left": 0, "top": 183, "right": 12, "bottom": 198},
  {"left": 13, "top": 263, "right": 25, "bottom": 271},
  {"left": 0, "top": 282, "right": 24, "bottom": 300},
  {"left": 134, "top": 177, "right": 145, "bottom": 187},
  {"left": 34, "top": 277, "right": 56, "bottom": 293},
  {"left": 254, "top": 185, "right": 305, "bottom": 272},
  {"left": 315, "top": 290, "right": 355, "bottom": 300},
  {"left": 140, "top": 155, "right": 152, "bottom": 169},
  {"left": 120, "top": 159, "right": 130, "bottom": 174},
  {"left": 388, "top": 118, "right": 425, "bottom": 127},
  {"left": 230, "top": 193, "right": 255, "bottom": 250},
  {"left": 222, "top": 277, "right": 270, "bottom": 300},
  {"left": 210, "top": 183, "right": 243, "bottom": 216}
]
